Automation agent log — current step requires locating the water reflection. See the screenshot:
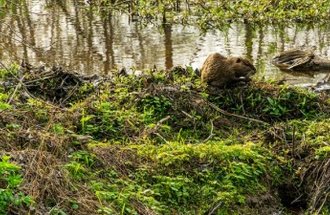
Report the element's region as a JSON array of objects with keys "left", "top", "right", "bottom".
[
  {"left": 0, "top": 0, "right": 330, "bottom": 88},
  {"left": 164, "top": 24, "right": 173, "bottom": 70},
  {"left": 244, "top": 22, "right": 254, "bottom": 61}
]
